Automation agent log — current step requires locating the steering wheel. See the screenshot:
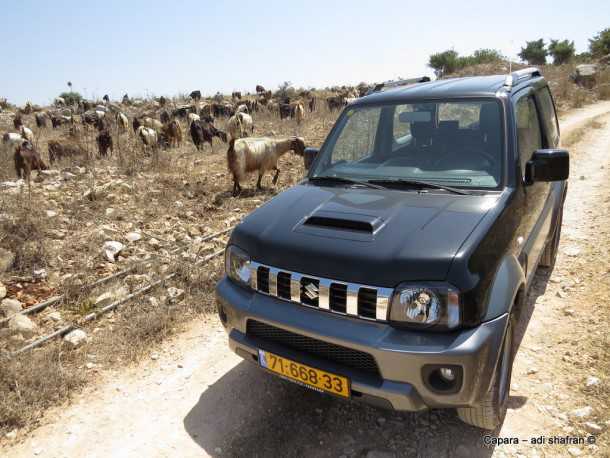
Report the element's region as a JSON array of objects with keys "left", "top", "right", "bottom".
[{"left": 432, "top": 148, "right": 496, "bottom": 169}]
